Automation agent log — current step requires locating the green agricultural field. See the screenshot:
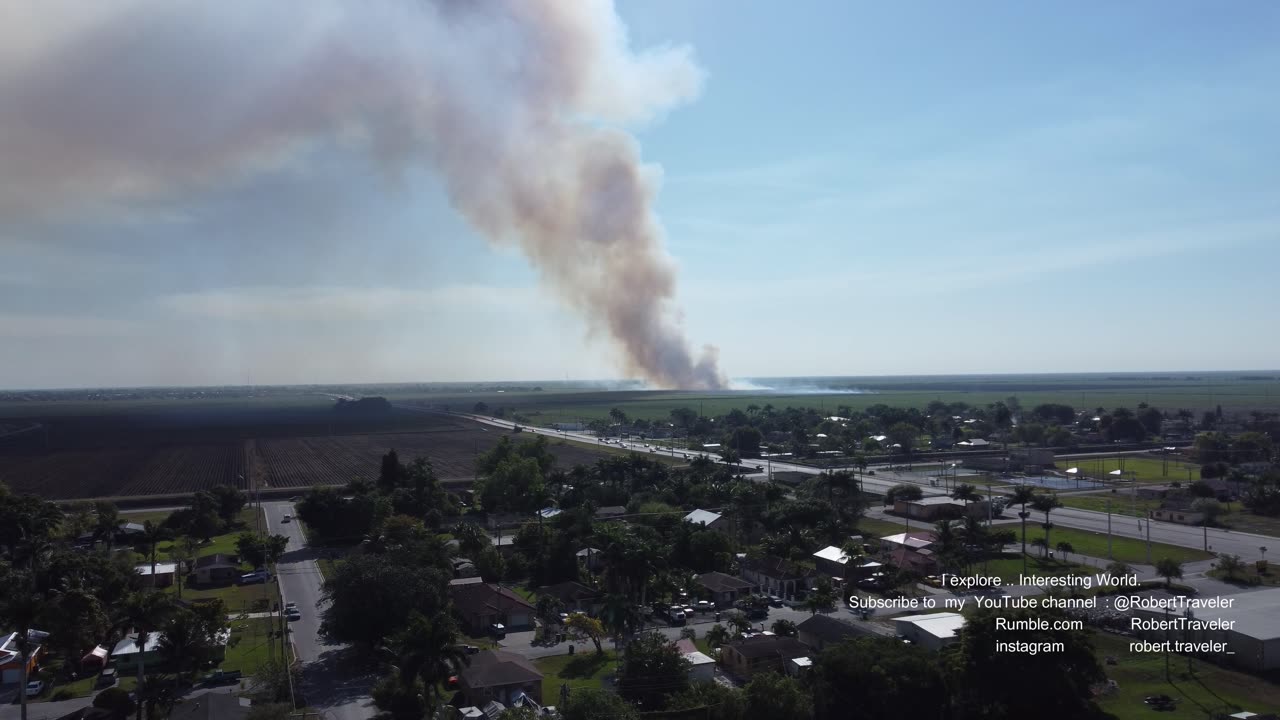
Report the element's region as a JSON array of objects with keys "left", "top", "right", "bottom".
[
  {"left": 1018, "top": 525, "right": 1212, "bottom": 565},
  {"left": 1092, "top": 631, "right": 1280, "bottom": 719}
]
